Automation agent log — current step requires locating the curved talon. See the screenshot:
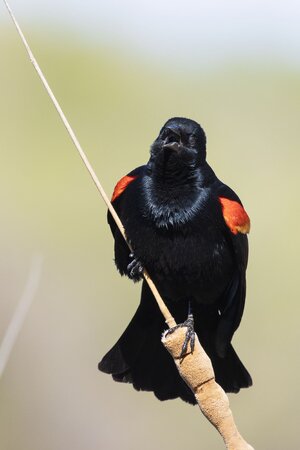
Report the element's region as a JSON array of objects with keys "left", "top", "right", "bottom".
[
  {"left": 127, "top": 254, "right": 144, "bottom": 282},
  {"left": 165, "top": 314, "right": 195, "bottom": 358}
]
